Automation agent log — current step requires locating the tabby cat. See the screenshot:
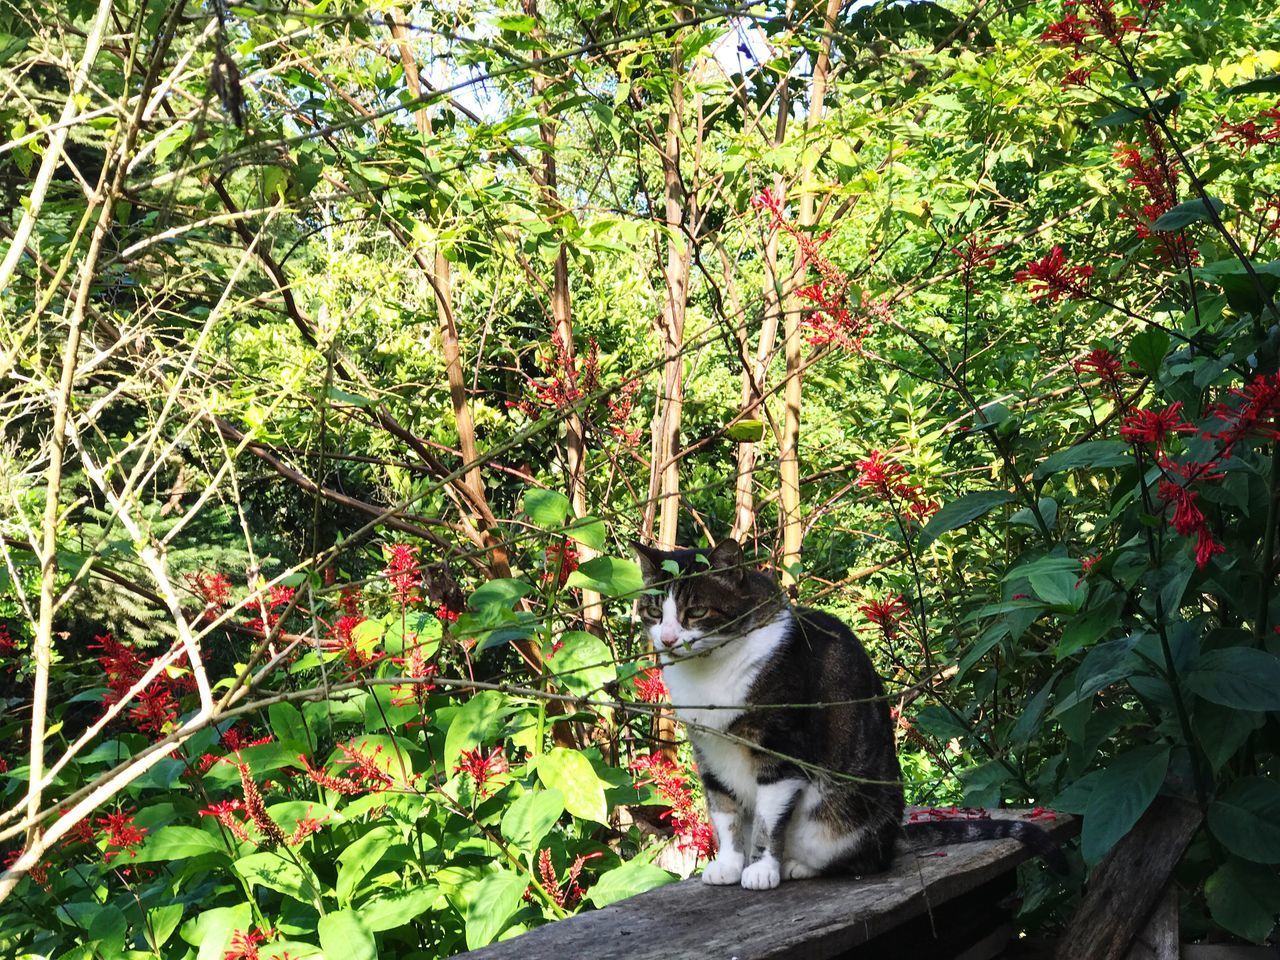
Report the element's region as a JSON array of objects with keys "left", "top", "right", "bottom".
[{"left": 632, "top": 538, "right": 1063, "bottom": 890}]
